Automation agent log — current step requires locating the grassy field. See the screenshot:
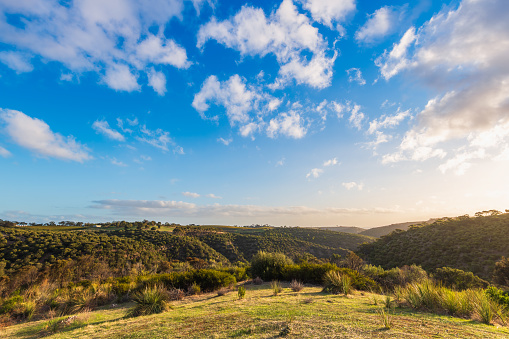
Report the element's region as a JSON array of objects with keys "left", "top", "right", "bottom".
[{"left": 2, "top": 283, "right": 508, "bottom": 339}]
